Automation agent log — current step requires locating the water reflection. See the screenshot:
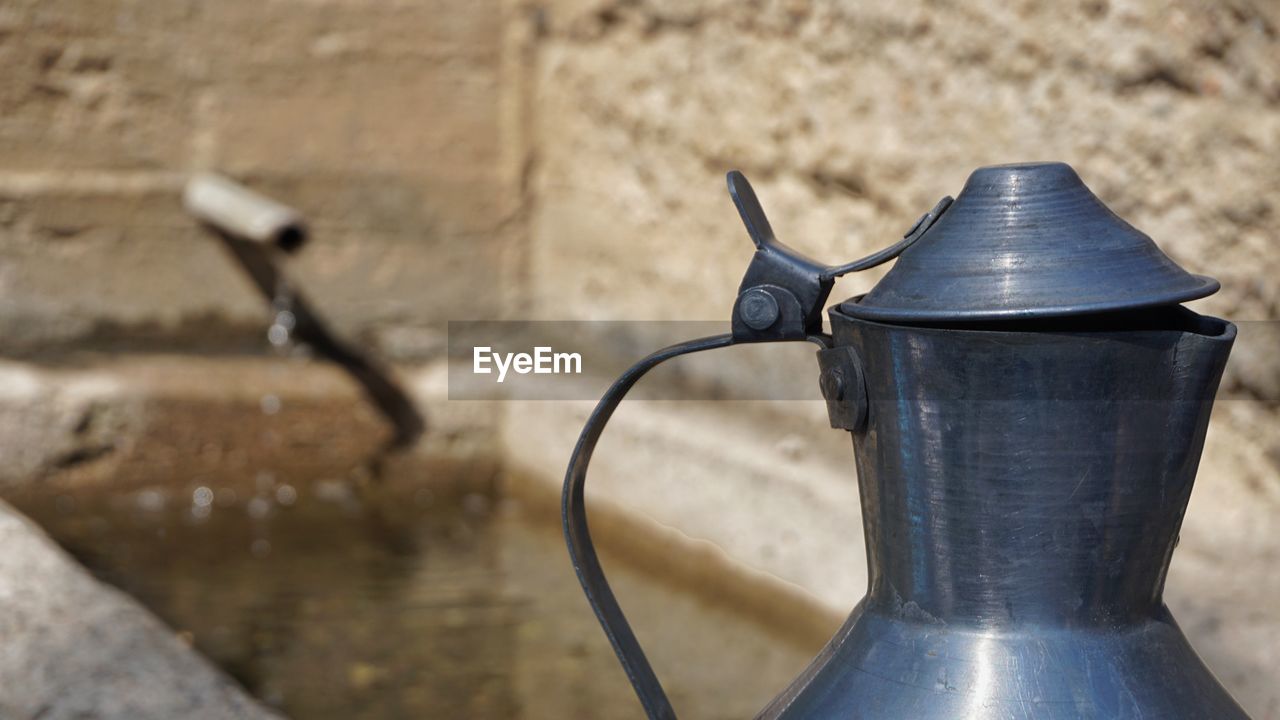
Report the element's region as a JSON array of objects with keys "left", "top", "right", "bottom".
[{"left": 18, "top": 479, "right": 817, "bottom": 720}]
